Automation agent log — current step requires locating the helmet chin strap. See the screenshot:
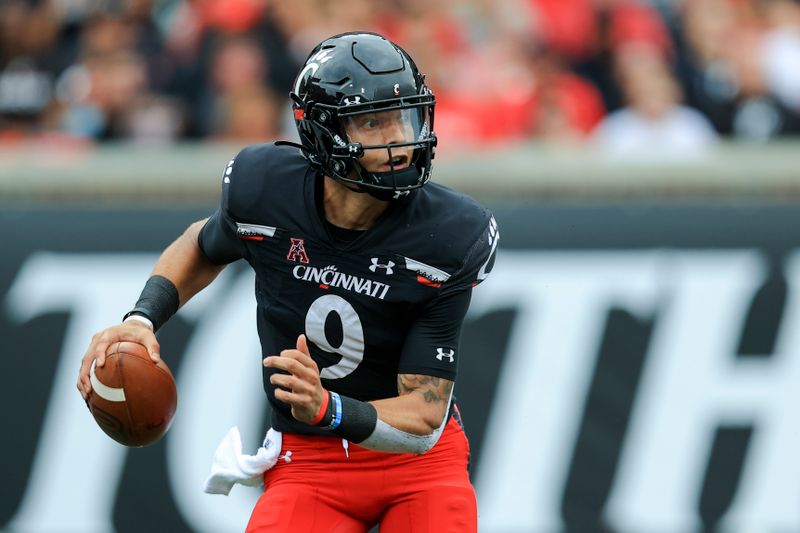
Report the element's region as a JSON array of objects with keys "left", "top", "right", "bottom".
[
  {"left": 323, "top": 158, "right": 423, "bottom": 201},
  {"left": 351, "top": 163, "right": 421, "bottom": 201}
]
